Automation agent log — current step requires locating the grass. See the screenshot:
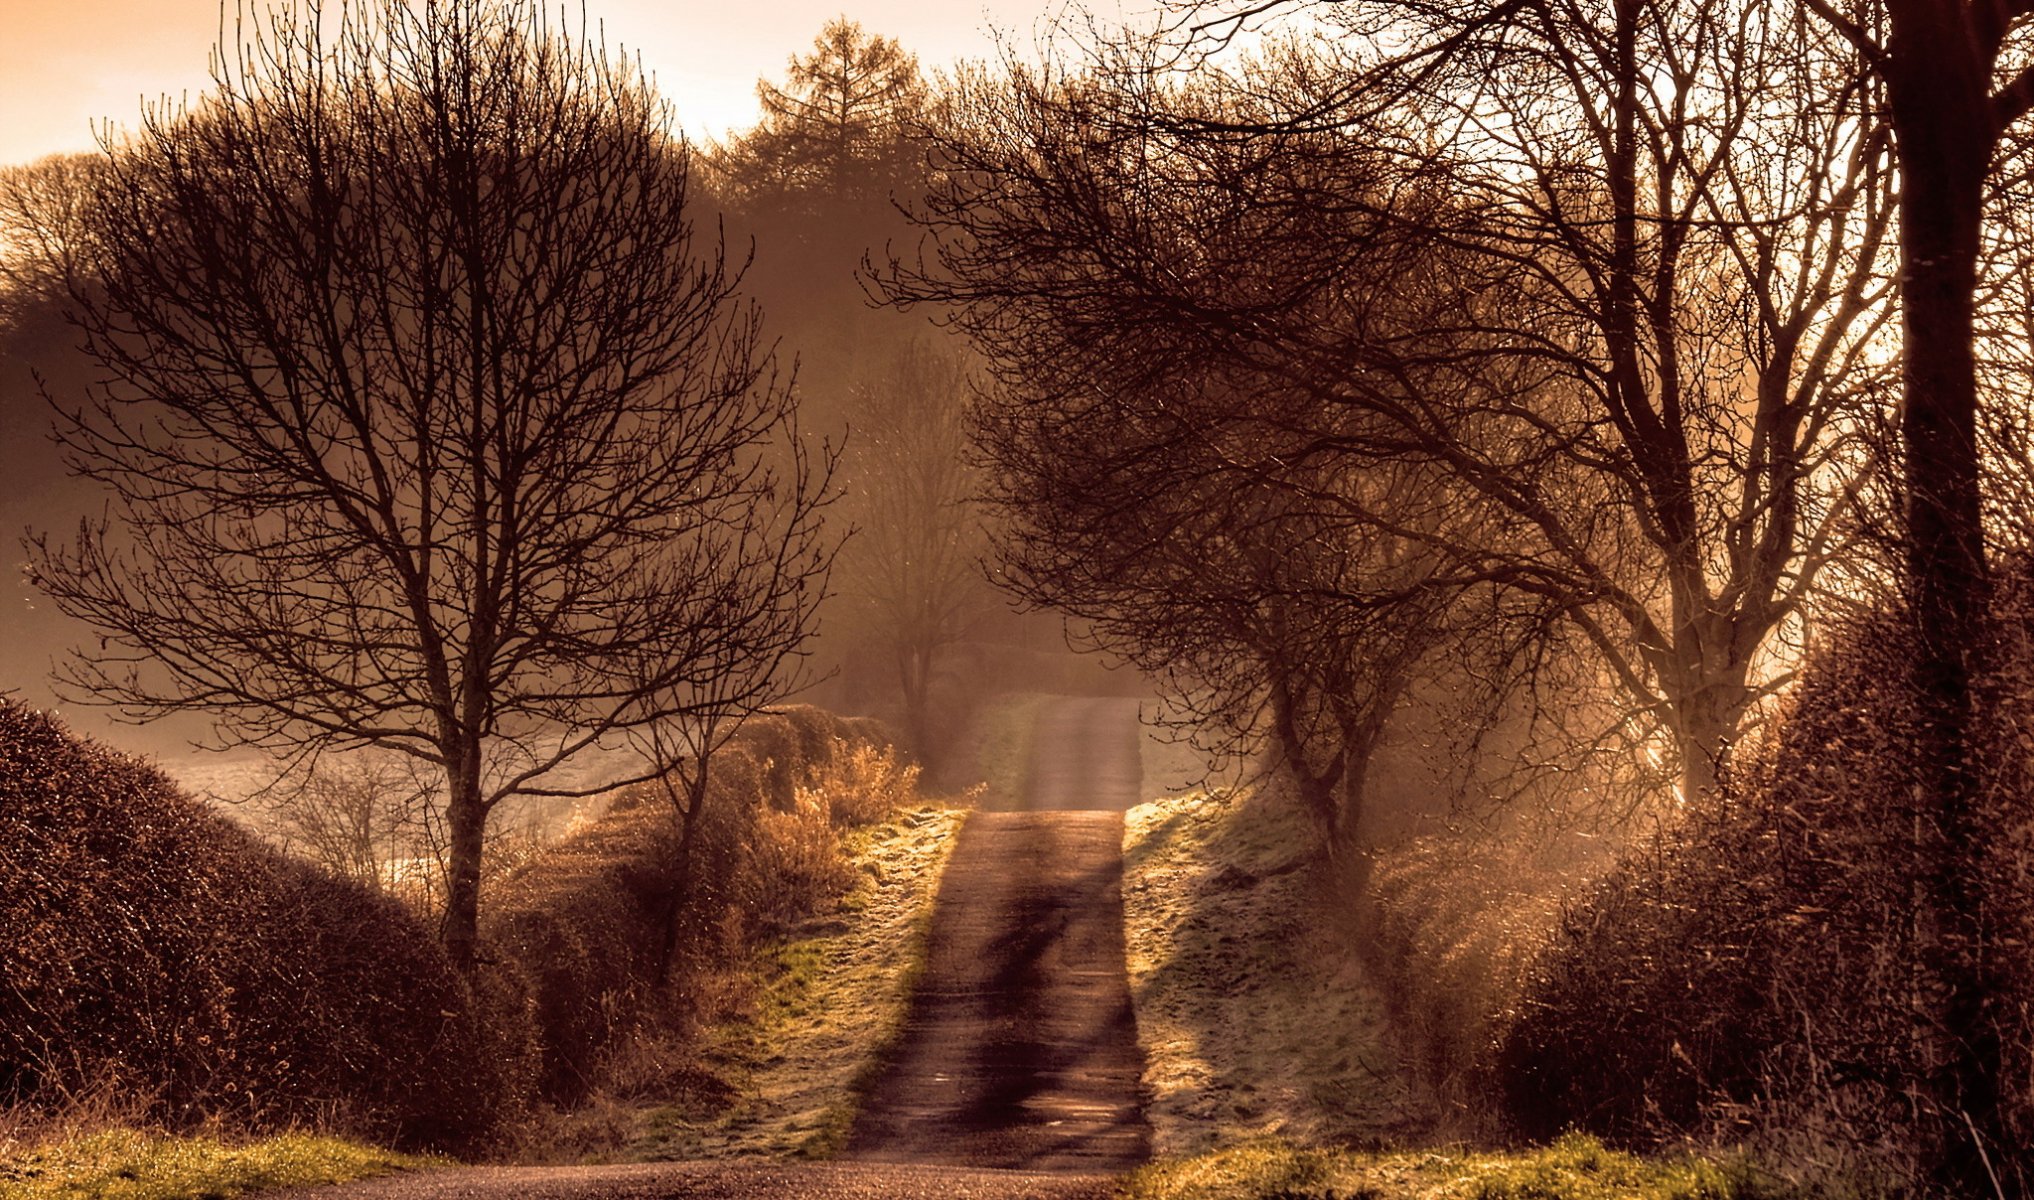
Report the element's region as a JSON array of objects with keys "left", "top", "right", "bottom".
[
  {"left": 0, "top": 1129, "right": 430, "bottom": 1200},
  {"left": 612, "top": 802, "right": 967, "bottom": 1160},
  {"left": 1122, "top": 1134, "right": 1811, "bottom": 1200},
  {"left": 1121, "top": 782, "right": 1430, "bottom": 1156},
  {"left": 1119, "top": 779, "right": 1867, "bottom": 1200}
]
